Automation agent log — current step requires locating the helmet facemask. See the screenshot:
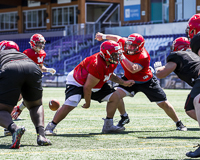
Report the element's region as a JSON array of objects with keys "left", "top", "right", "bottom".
[
  {"left": 125, "top": 40, "right": 142, "bottom": 55},
  {"left": 35, "top": 41, "right": 45, "bottom": 51},
  {"left": 108, "top": 50, "right": 122, "bottom": 64}
]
